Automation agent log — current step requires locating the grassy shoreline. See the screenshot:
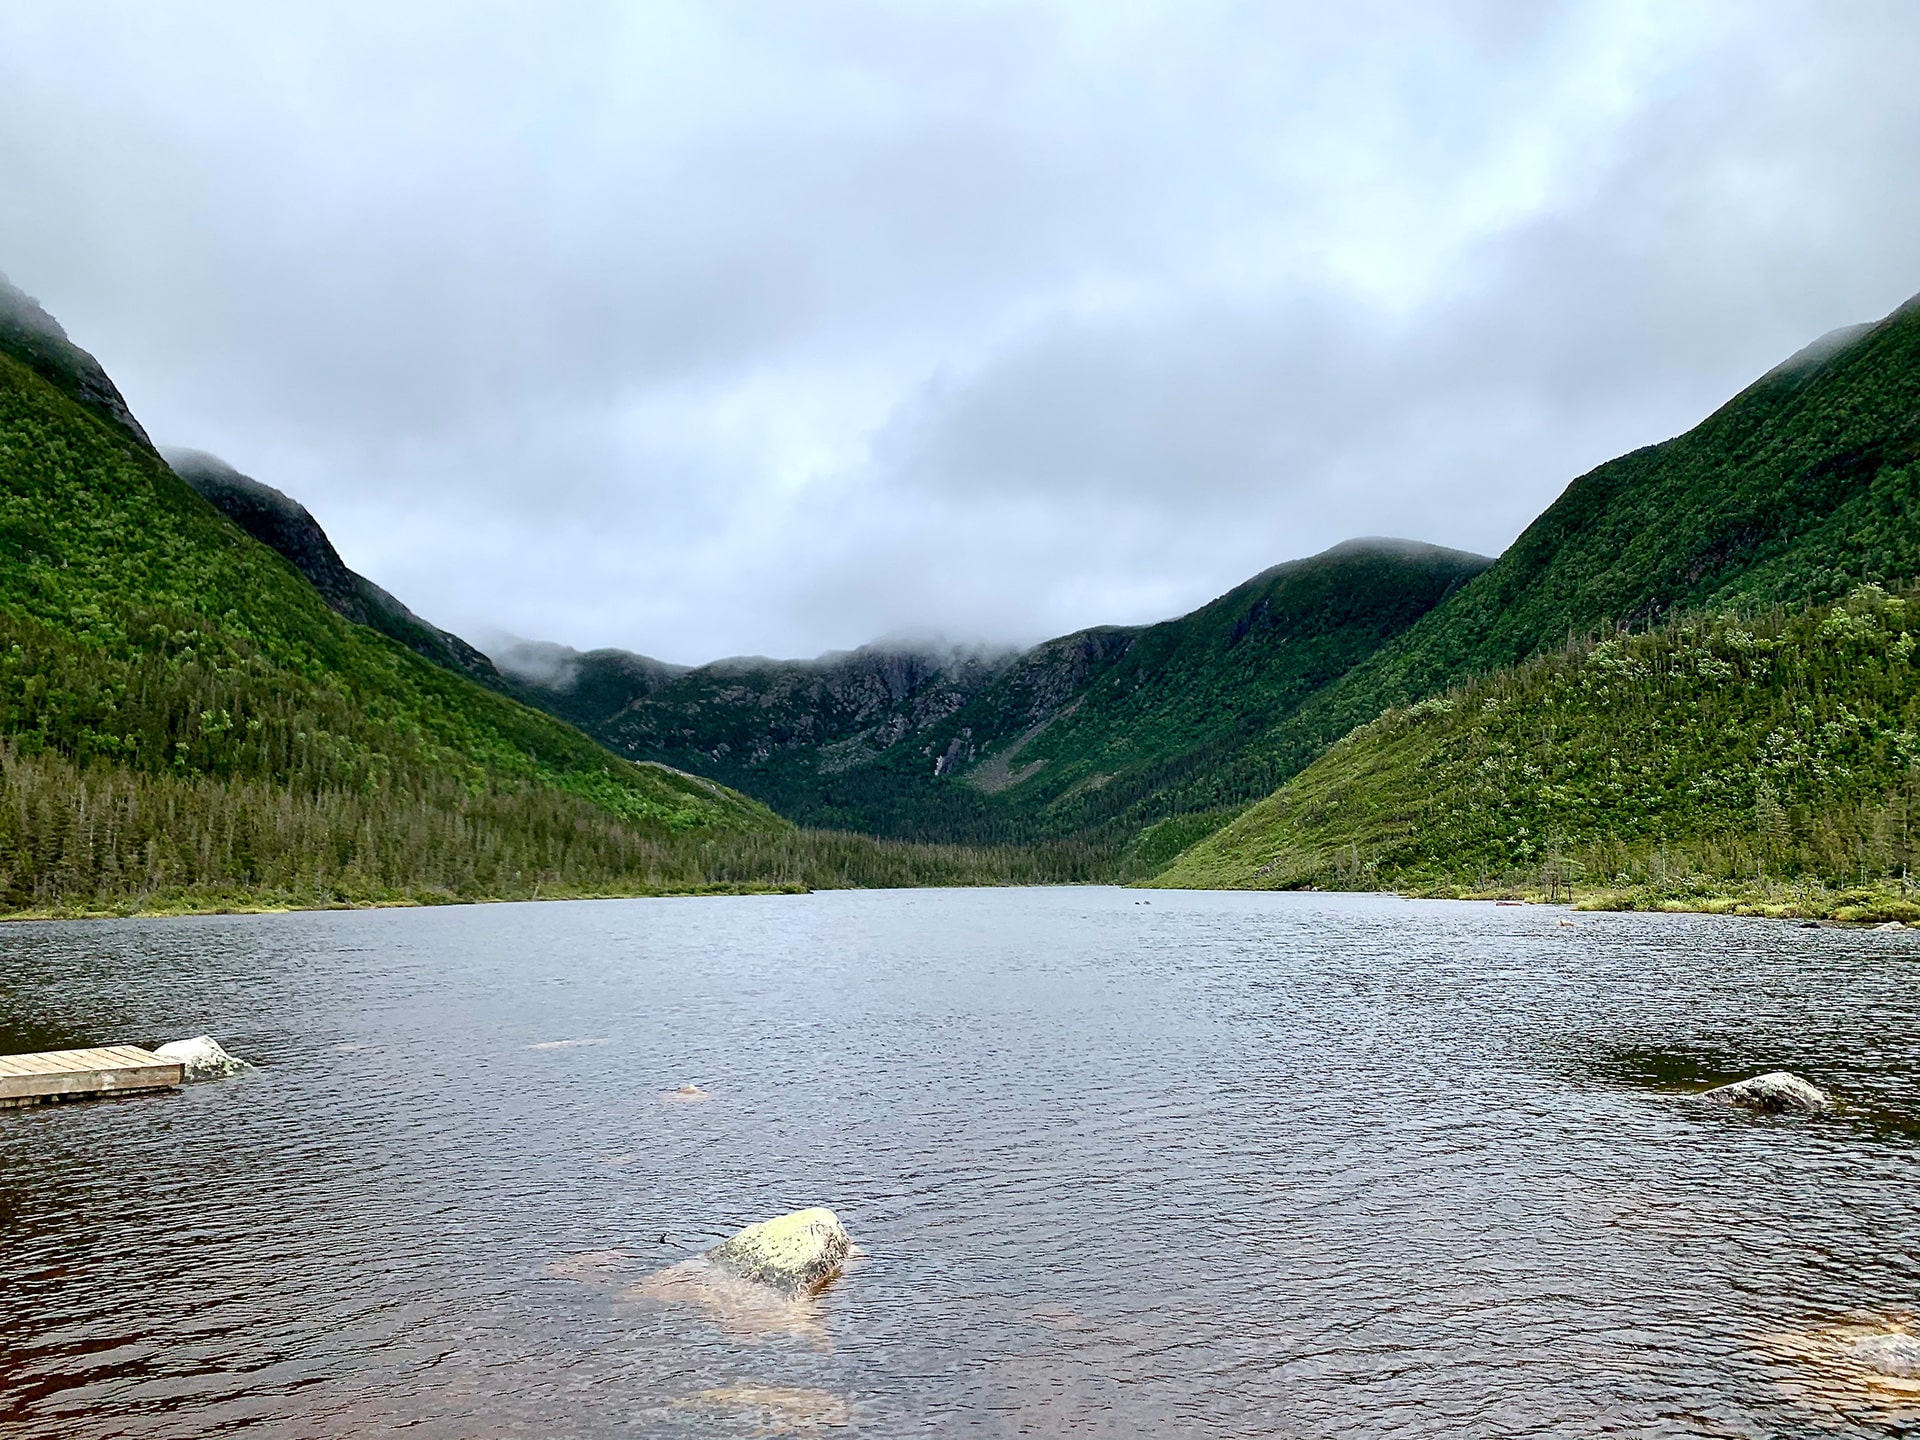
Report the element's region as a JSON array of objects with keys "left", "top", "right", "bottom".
[
  {"left": 15, "top": 873, "right": 1920, "bottom": 928},
  {"left": 0, "top": 879, "right": 820, "bottom": 923},
  {"left": 1269, "top": 879, "right": 1920, "bottom": 925}
]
